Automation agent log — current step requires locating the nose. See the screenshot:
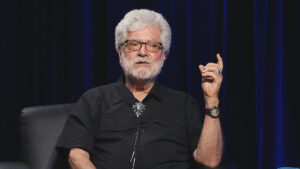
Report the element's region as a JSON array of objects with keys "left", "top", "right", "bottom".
[{"left": 138, "top": 43, "right": 148, "bottom": 57}]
